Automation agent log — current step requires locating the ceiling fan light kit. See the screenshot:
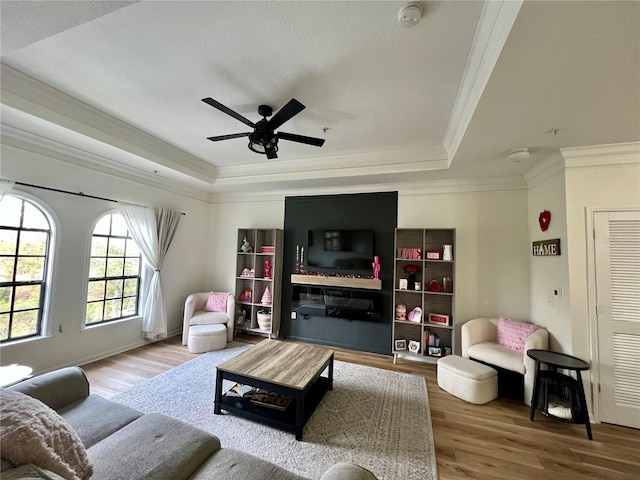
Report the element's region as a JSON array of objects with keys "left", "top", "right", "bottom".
[{"left": 202, "top": 97, "right": 325, "bottom": 159}]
